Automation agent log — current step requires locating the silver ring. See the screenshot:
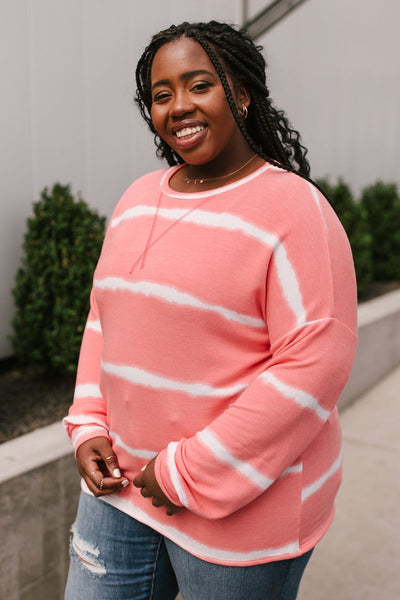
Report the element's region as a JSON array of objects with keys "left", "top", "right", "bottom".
[{"left": 99, "top": 478, "right": 105, "bottom": 490}]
